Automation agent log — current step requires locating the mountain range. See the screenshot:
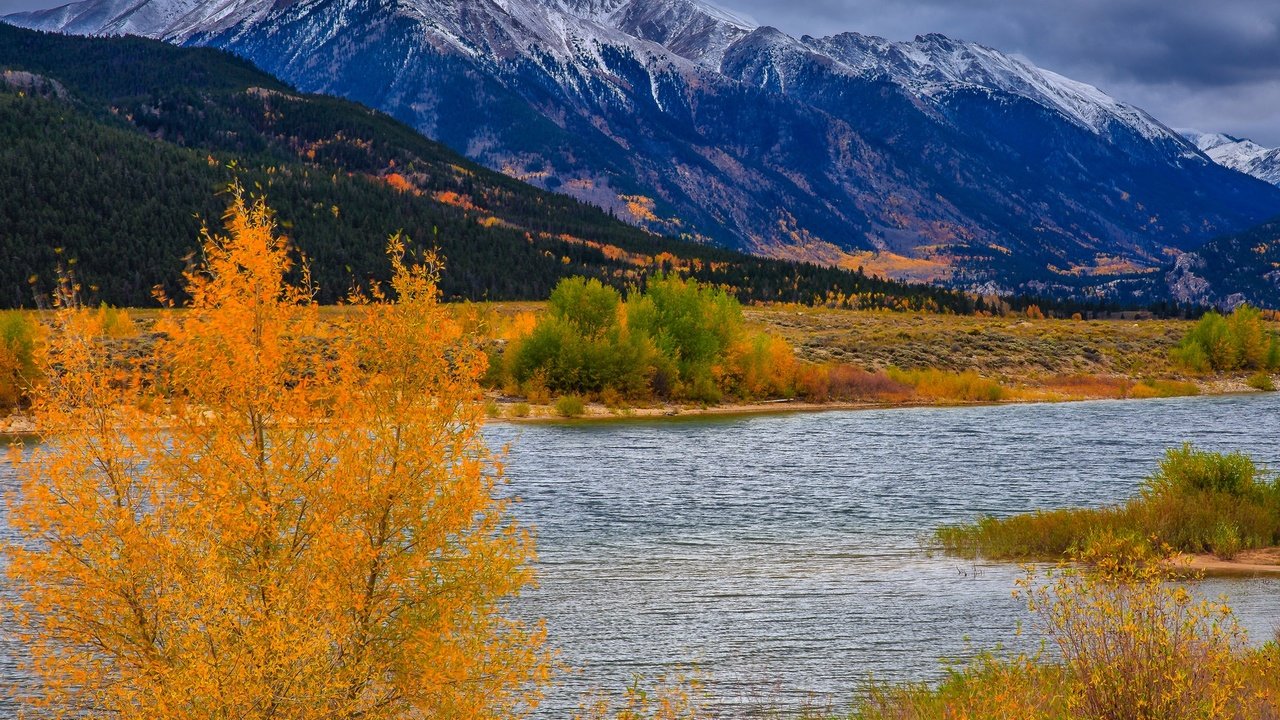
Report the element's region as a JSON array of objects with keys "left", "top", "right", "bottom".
[
  {"left": 5, "top": 0, "right": 1280, "bottom": 304},
  {"left": 0, "top": 22, "right": 994, "bottom": 312}
]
